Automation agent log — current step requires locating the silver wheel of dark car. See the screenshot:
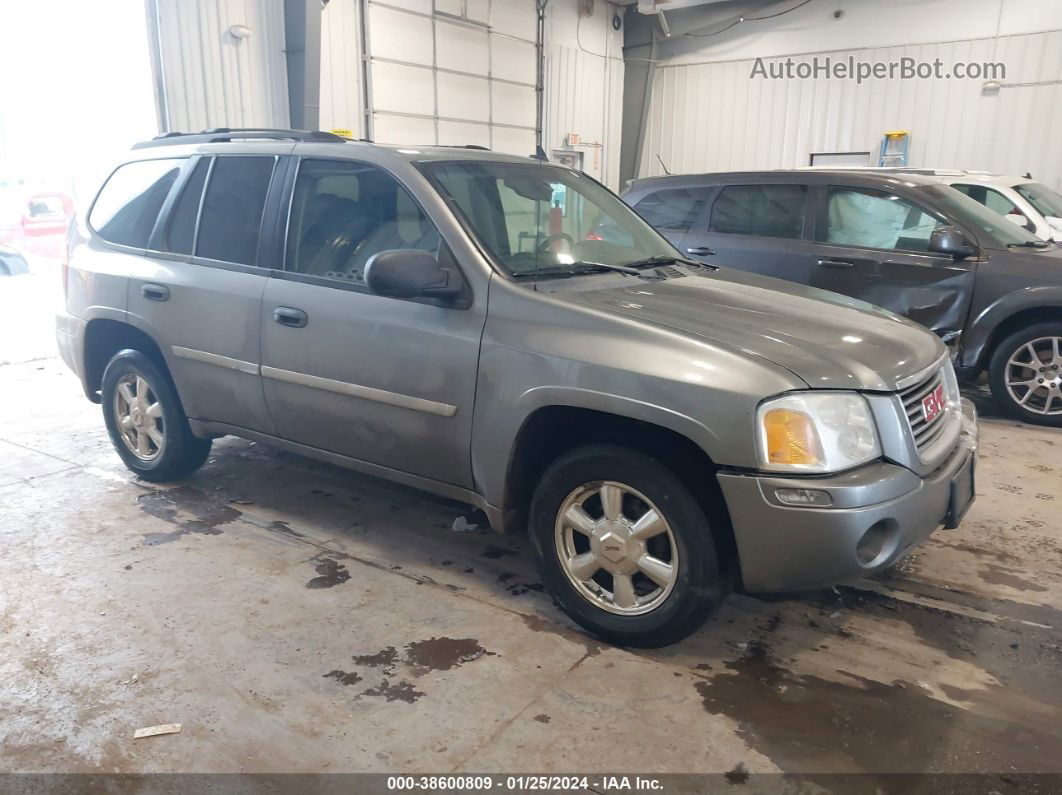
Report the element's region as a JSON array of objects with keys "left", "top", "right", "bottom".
[
  {"left": 555, "top": 480, "right": 679, "bottom": 616},
  {"left": 1003, "top": 336, "right": 1062, "bottom": 416},
  {"left": 113, "top": 373, "right": 166, "bottom": 460}
]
